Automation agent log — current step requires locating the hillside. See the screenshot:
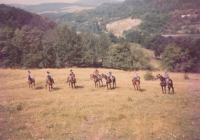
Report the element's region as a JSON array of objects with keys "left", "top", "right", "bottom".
[
  {"left": 9, "top": 0, "right": 123, "bottom": 19},
  {"left": 0, "top": 4, "right": 56, "bottom": 31},
  {"left": 56, "top": 0, "right": 200, "bottom": 35}
]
